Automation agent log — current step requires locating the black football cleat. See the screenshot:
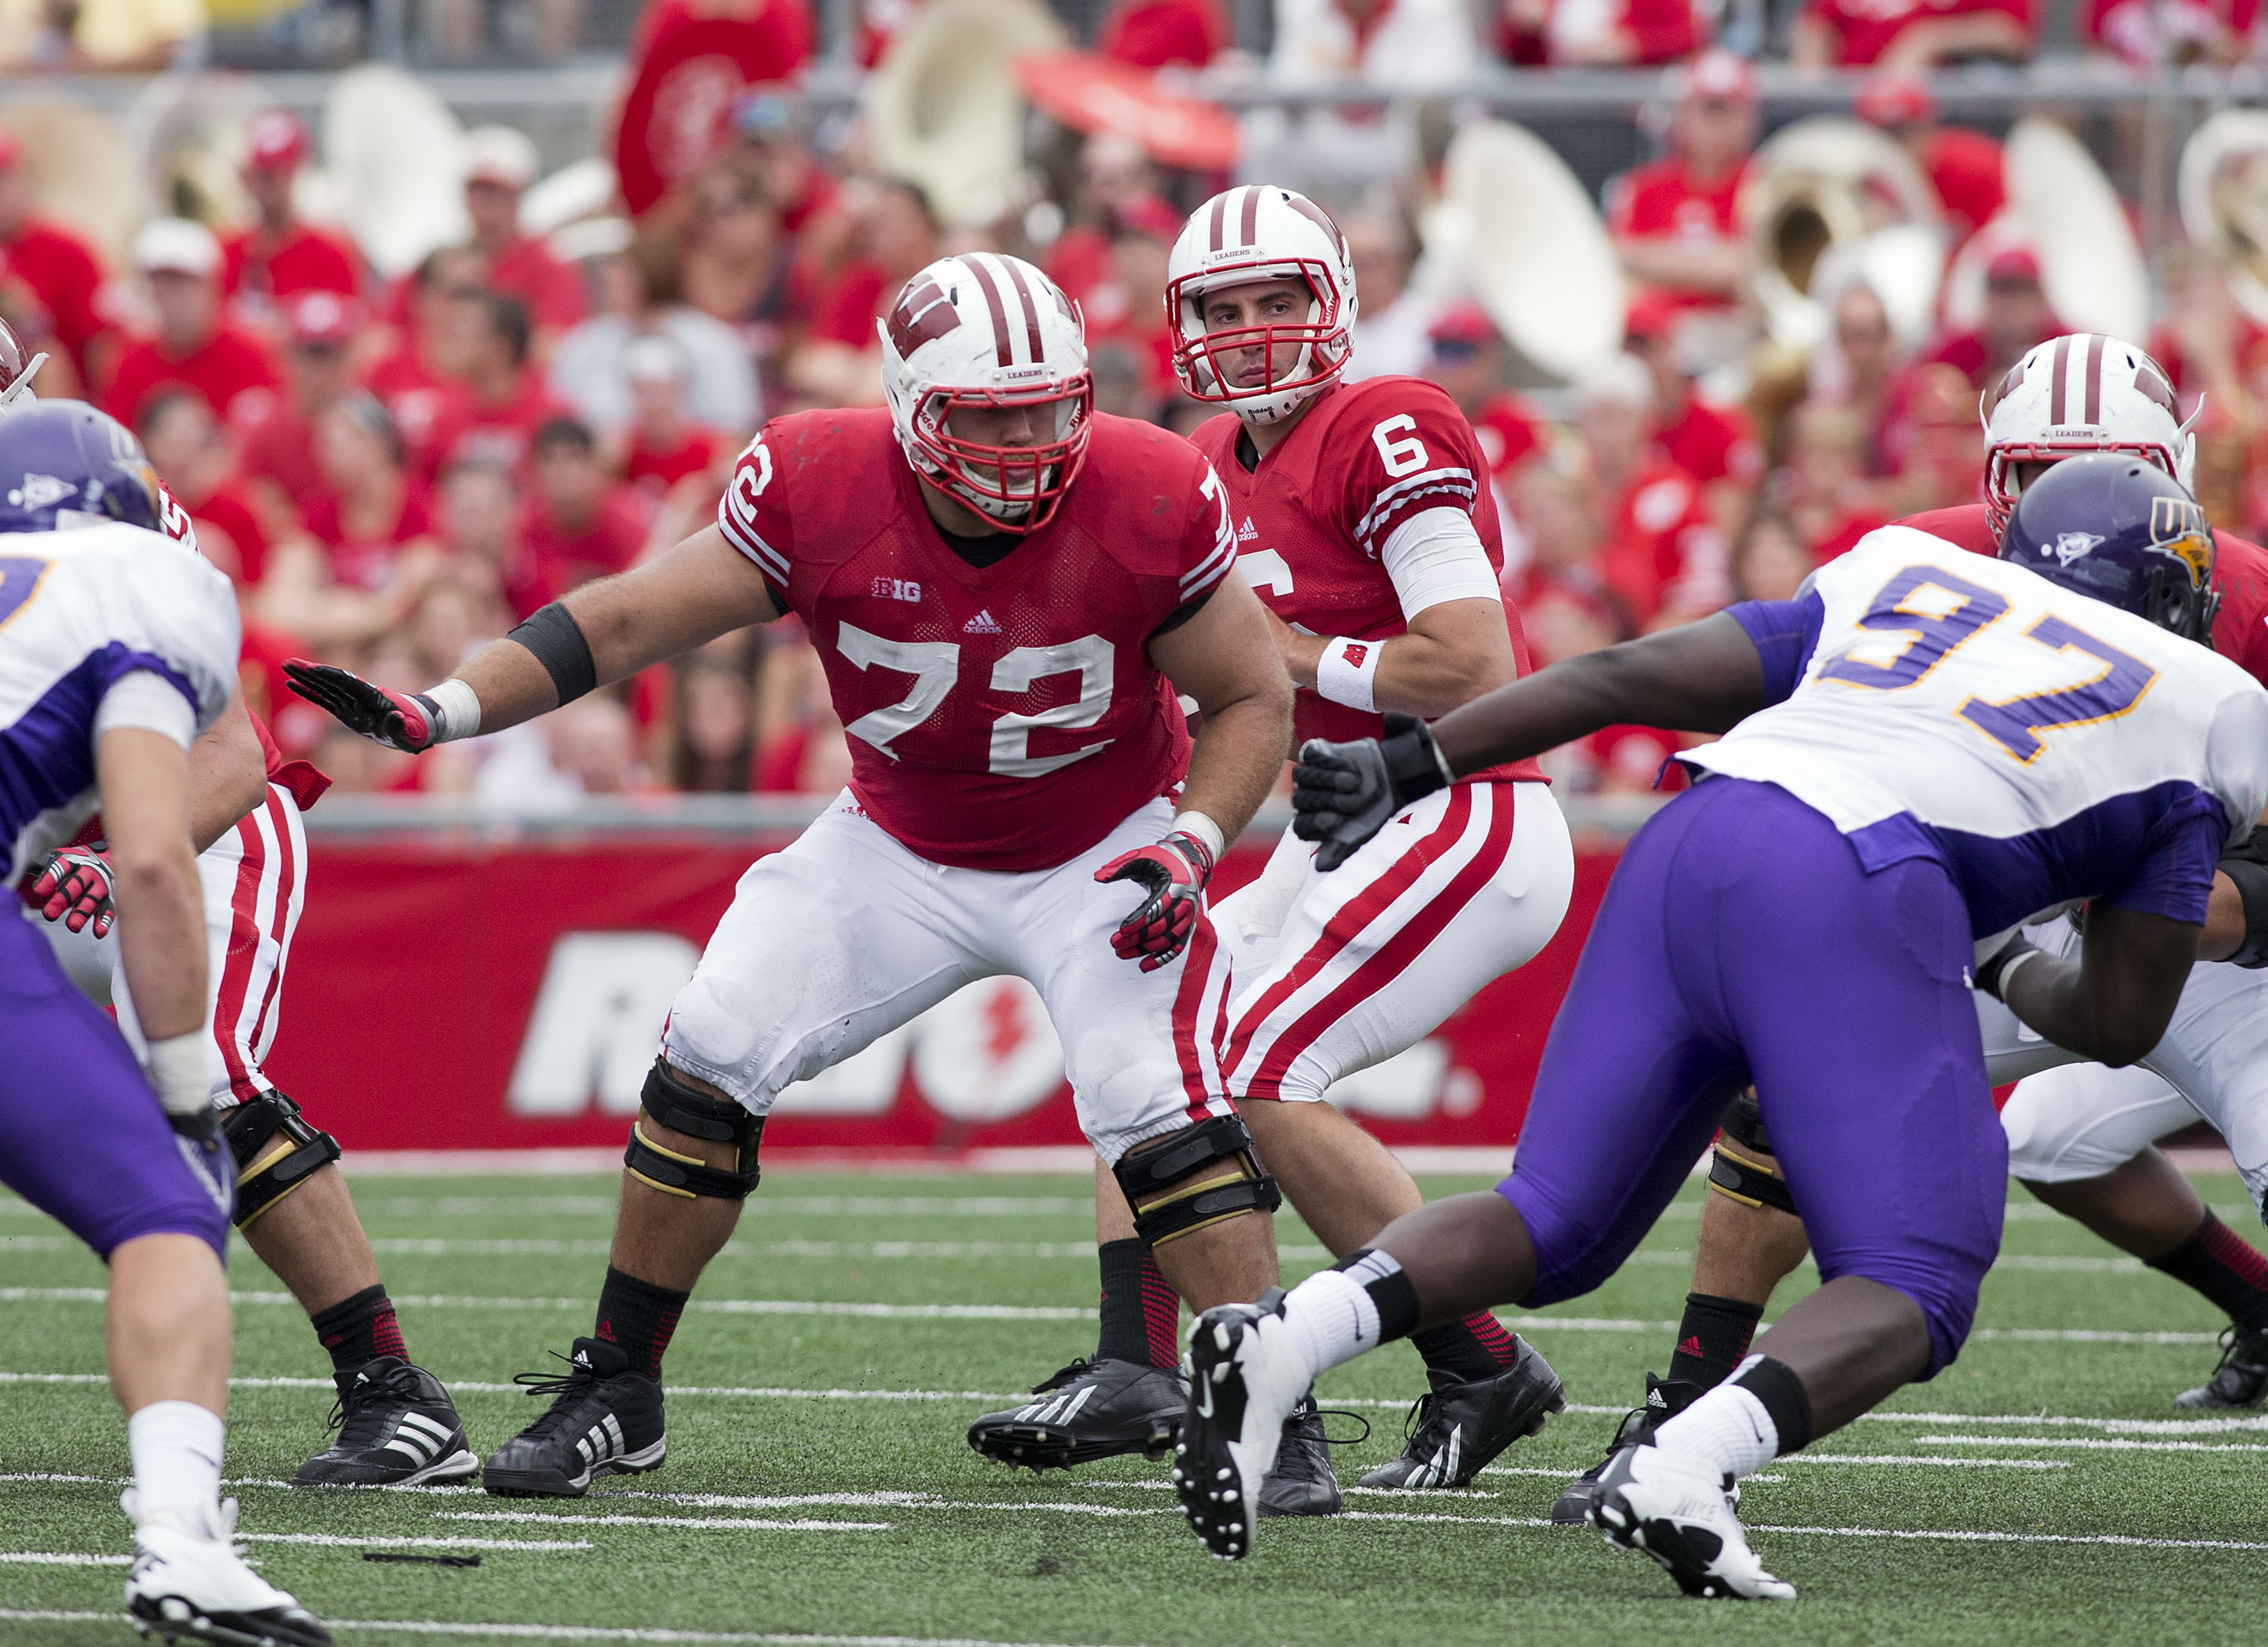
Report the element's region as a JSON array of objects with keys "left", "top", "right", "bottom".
[
  {"left": 483, "top": 1337, "right": 667, "bottom": 1498},
  {"left": 2175, "top": 1324, "right": 2268, "bottom": 1410},
  {"left": 1256, "top": 1396, "right": 1343, "bottom": 1517},
  {"left": 1589, "top": 1440, "right": 1793, "bottom": 1600},
  {"left": 1359, "top": 1335, "right": 1566, "bottom": 1490},
  {"left": 968, "top": 1357, "right": 1185, "bottom": 1470},
  {"left": 291, "top": 1357, "right": 478, "bottom": 1488},
  {"left": 1551, "top": 1371, "right": 1699, "bottom": 1524}
]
